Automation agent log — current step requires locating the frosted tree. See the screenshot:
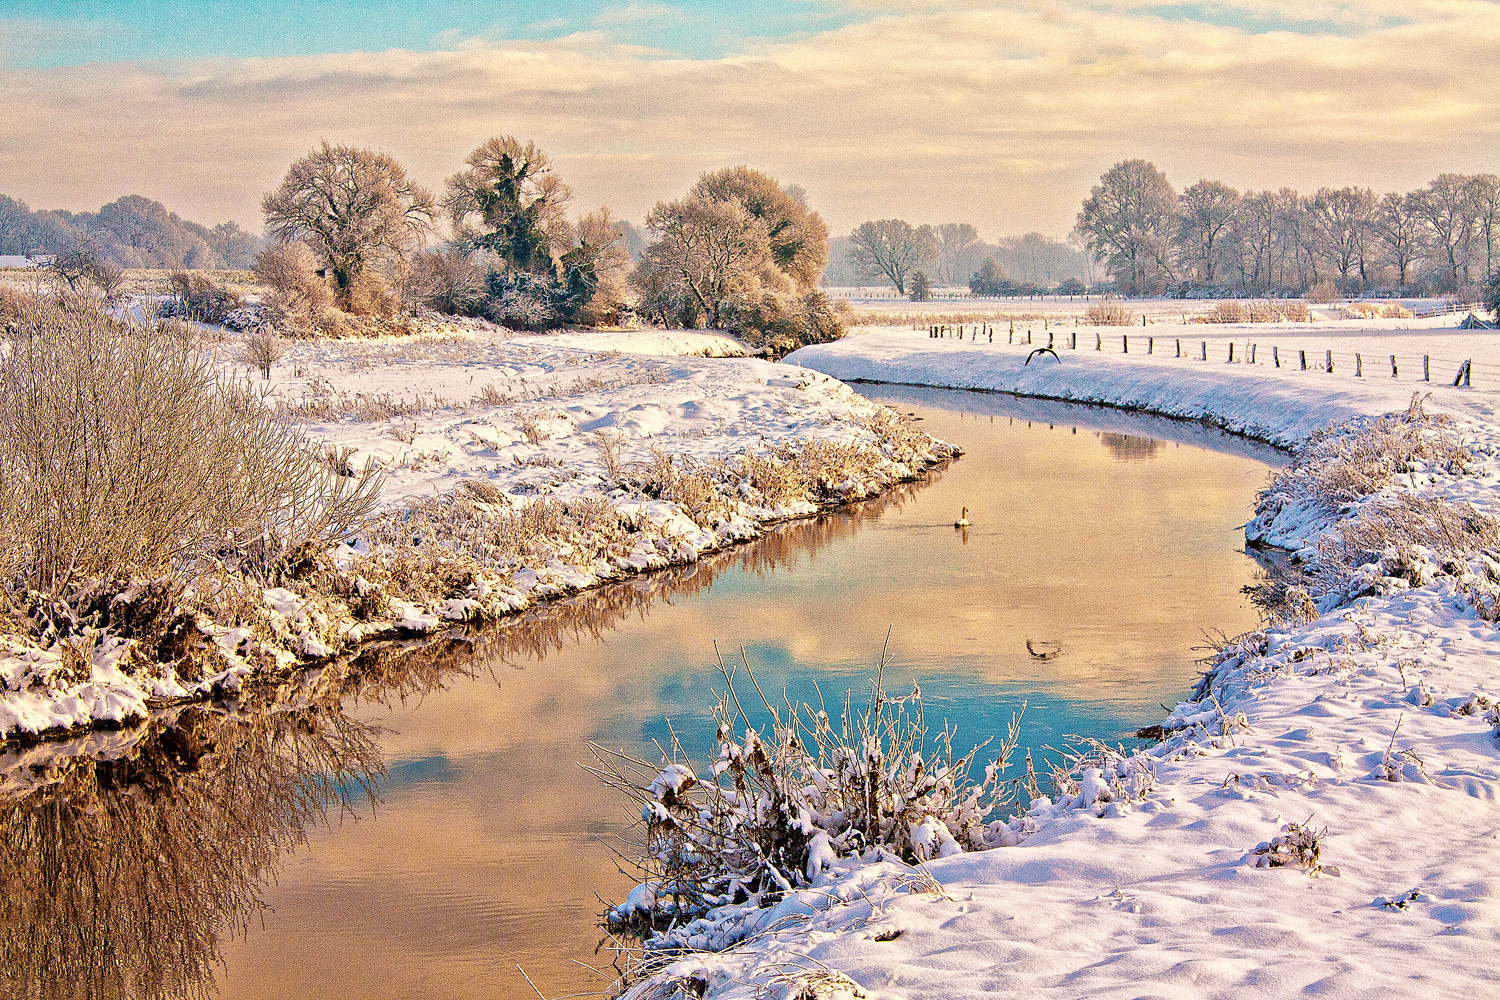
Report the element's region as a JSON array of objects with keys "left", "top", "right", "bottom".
[
  {"left": 1073, "top": 160, "right": 1178, "bottom": 294},
  {"left": 848, "top": 219, "right": 937, "bottom": 295},
  {"left": 1176, "top": 180, "right": 1241, "bottom": 286},
  {"left": 262, "top": 143, "right": 434, "bottom": 307}
]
